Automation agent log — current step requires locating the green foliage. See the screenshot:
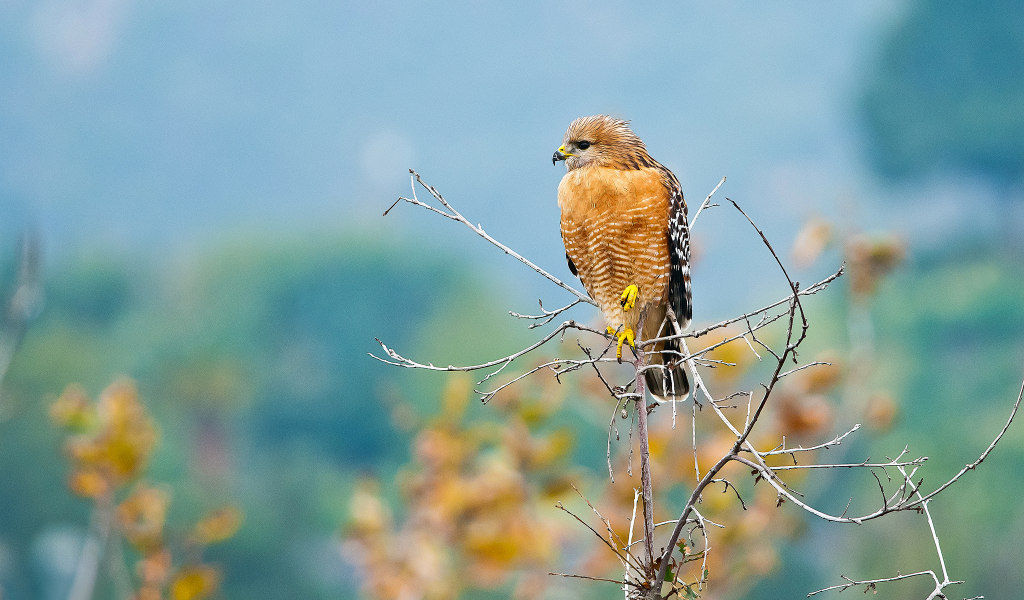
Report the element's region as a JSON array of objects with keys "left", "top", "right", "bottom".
[
  {"left": 748, "top": 242, "right": 1024, "bottom": 599},
  {"left": 873, "top": 247, "right": 1024, "bottom": 437},
  {"left": 5, "top": 229, "right": 1024, "bottom": 600},
  {"left": 0, "top": 233, "right": 527, "bottom": 600},
  {"left": 861, "top": 0, "right": 1024, "bottom": 186}
]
